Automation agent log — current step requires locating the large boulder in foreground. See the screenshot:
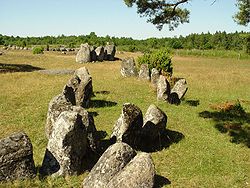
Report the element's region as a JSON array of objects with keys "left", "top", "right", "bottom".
[
  {"left": 107, "top": 152, "right": 155, "bottom": 188},
  {"left": 120, "top": 57, "right": 138, "bottom": 77},
  {"left": 143, "top": 104, "right": 168, "bottom": 139},
  {"left": 76, "top": 43, "right": 91, "bottom": 63},
  {"left": 41, "top": 111, "right": 87, "bottom": 177},
  {"left": 0, "top": 132, "right": 36, "bottom": 181},
  {"left": 157, "top": 75, "right": 171, "bottom": 101},
  {"left": 111, "top": 103, "right": 143, "bottom": 146},
  {"left": 82, "top": 142, "right": 136, "bottom": 188},
  {"left": 82, "top": 142, "right": 155, "bottom": 188},
  {"left": 139, "top": 64, "right": 150, "bottom": 81}
]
